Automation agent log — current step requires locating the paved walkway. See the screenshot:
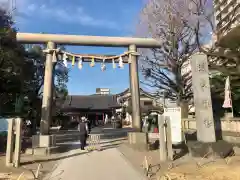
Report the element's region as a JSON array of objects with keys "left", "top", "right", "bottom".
[{"left": 45, "top": 145, "right": 146, "bottom": 180}]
